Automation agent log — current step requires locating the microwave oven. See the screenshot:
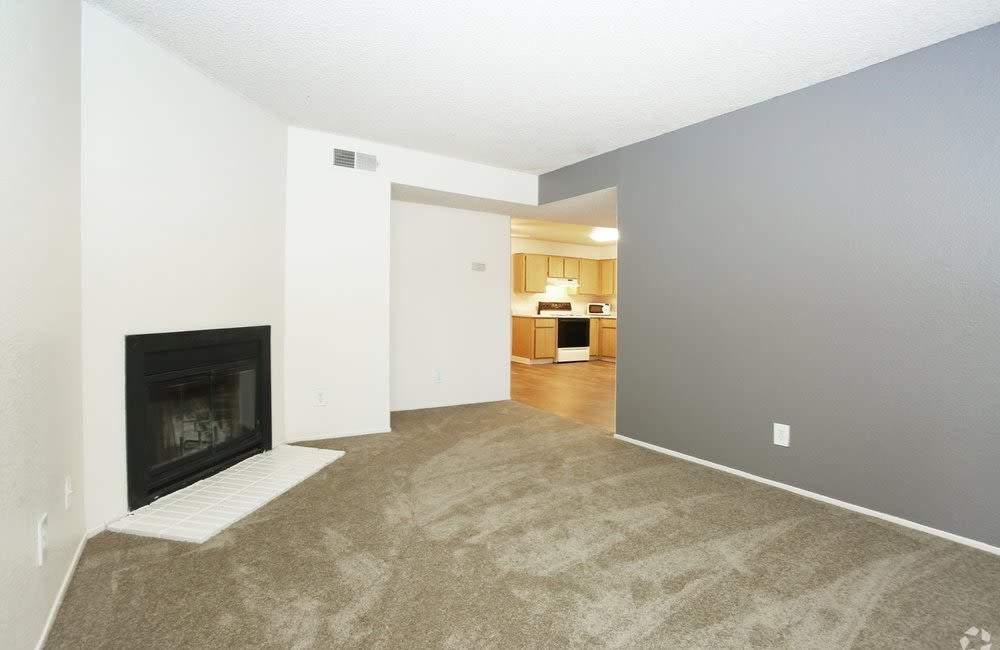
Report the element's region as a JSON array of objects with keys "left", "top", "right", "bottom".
[{"left": 587, "top": 303, "right": 611, "bottom": 315}]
